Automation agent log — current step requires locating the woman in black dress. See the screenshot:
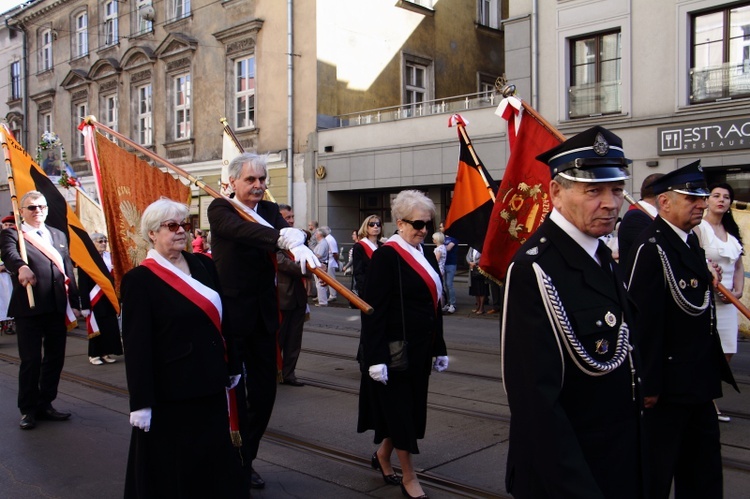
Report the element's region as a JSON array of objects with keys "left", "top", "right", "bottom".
[
  {"left": 352, "top": 214, "right": 382, "bottom": 296},
  {"left": 122, "top": 198, "right": 244, "bottom": 498},
  {"left": 358, "top": 190, "right": 448, "bottom": 499}
]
